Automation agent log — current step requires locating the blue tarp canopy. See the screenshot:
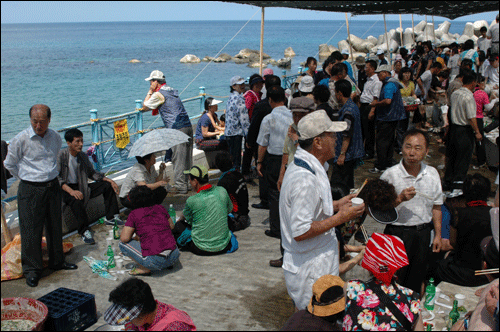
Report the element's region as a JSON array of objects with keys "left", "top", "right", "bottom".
[{"left": 220, "top": 1, "right": 498, "bottom": 20}]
